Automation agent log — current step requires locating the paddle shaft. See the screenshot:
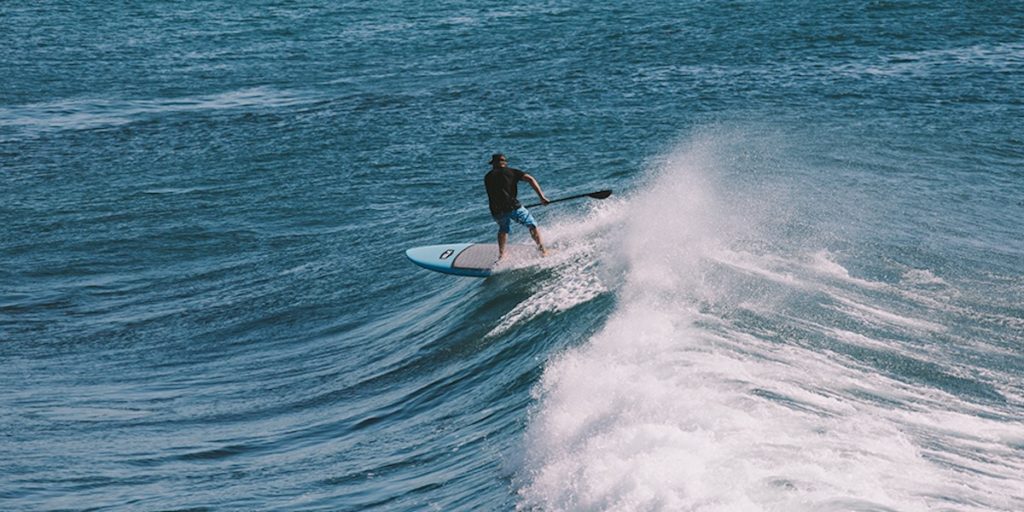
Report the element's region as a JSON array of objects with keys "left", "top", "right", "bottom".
[{"left": 524, "top": 189, "right": 612, "bottom": 208}]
